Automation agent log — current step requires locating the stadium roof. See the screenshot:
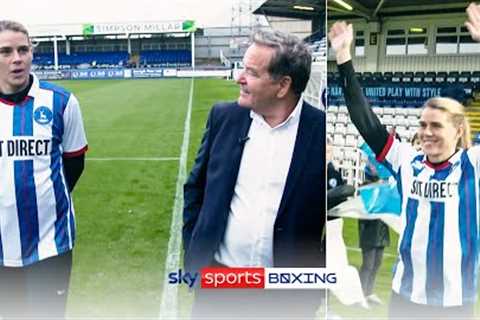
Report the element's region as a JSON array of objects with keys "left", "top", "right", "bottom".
[
  {"left": 328, "top": 0, "right": 470, "bottom": 20},
  {"left": 253, "top": 0, "right": 325, "bottom": 19}
]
